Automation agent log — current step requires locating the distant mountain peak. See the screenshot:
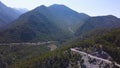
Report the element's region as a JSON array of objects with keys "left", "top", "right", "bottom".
[
  {"left": 0, "top": 1, "right": 25, "bottom": 28},
  {"left": 34, "top": 5, "right": 48, "bottom": 11},
  {"left": 40, "top": 5, "right": 47, "bottom": 7},
  {"left": 49, "top": 4, "right": 69, "bottom": 9},
  {"left": 93, "top": 15, "right": 118, "bottom": 20},
  {"left": 36, "top": 5, "right": 47, "bottom": 9},
  {"left": 0, "top": 1, "right": 6, "bottom": 7},
  {"left": 49, "top": 4, "right": 66, "bottom": 7},
  {"left": 96, "top": 15, "right": 117, "bottom": 18},
  {"left": 106, "top": 15, "right": 118, "bottom": 18},
  {"left": 0, "top": 1, "right": 2, "bottom": 4}
]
